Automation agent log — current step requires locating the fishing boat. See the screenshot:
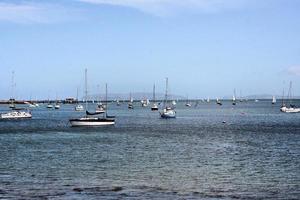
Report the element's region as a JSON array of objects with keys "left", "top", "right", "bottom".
[
  {"left": 70, "top": 69, "right": 115, "bottom": 126},
  {"left": 160, "top": 78, "right": 176, "bottom": 118},
  {"left": 0, "top": 109, "right": 32, "bottom": 120},
  {"left": 280, "top": 82, "right": 300, "bottom": 113},
  {"left": 151, "top": 84, "right": 158, "bottom": 111},
  {"left": 272, "top": 96, "right": 276, "bottom": 104}
]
